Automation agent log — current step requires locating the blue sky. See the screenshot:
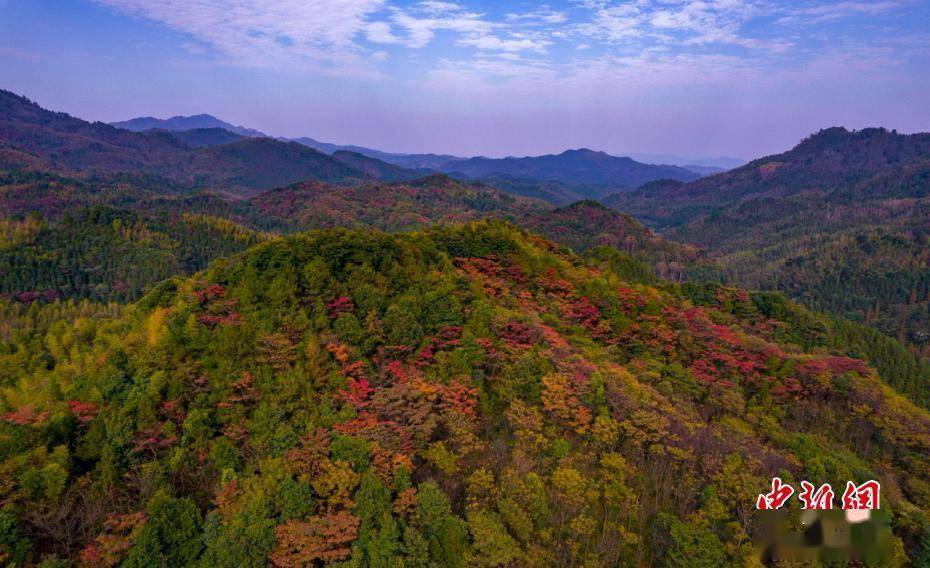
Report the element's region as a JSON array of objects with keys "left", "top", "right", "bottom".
[{"left": 1, "top": 0, "right": 928, "bottom": 159}]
